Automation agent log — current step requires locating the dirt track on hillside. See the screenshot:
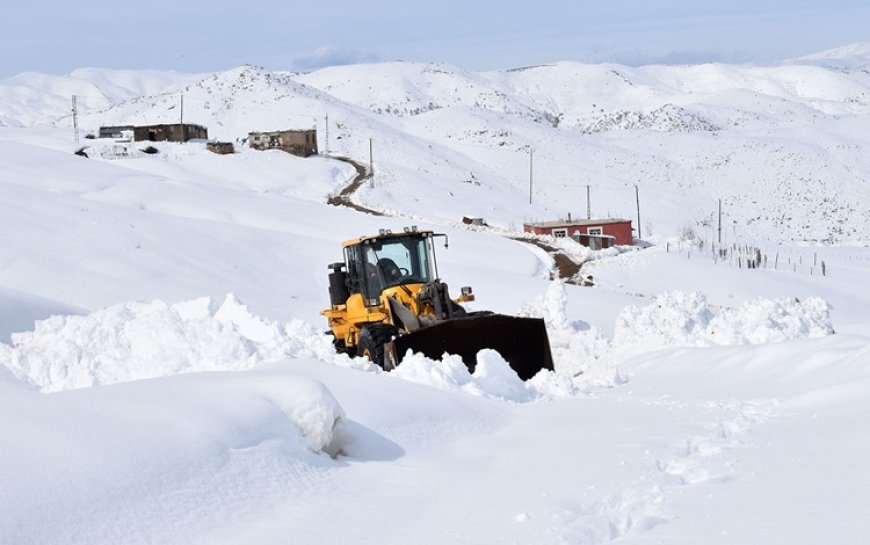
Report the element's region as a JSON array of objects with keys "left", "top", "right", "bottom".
[
  {"left": 509, "top": 237, "right": 585, "bottom": 282},
  {"left": 326, "top": 156, "right": 384, "bottom": 216}
]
